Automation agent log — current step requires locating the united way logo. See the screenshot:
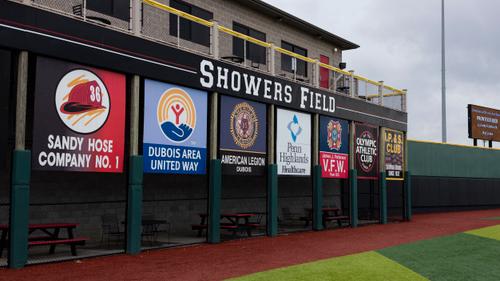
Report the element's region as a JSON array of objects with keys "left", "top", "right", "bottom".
[
  {"left": 230, "top": 102, "right": 258, "bottom": 149},
  {"left": 157, "top": 88, "right": 196, "bottom": 143},
  {"left": 287, "top": 114, "right": 302, "bottom": 142},
  {"left": 327, "top": 120, "right": 342, "bottom": 151},
  {"left": 55, "top": 69, "right": 110, "bottom": 134}
]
